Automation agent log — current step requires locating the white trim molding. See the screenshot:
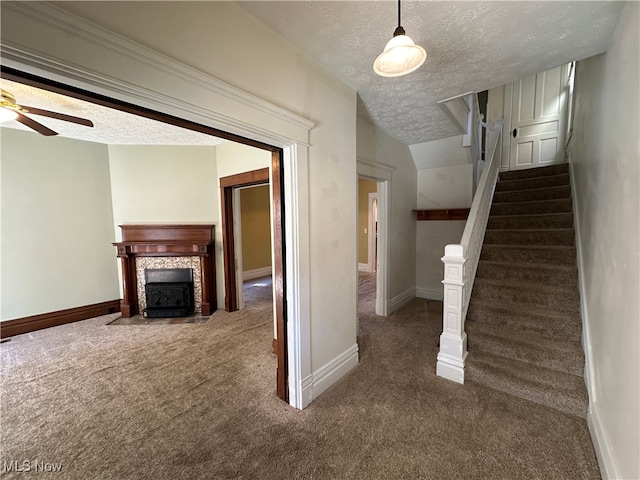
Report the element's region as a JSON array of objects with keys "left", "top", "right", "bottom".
[
  {"left": 588, "top": 408, "right": 622, "bottom": 480},
  {"left": 243, "top": 266, "right": 273, "bottom": 281},
  {"left": 416, "top": 287, "right": 444, "bottom": 301},
  {"left": 356, "top": 157, "right": 395, "bottom": 181},
  {"left": 0, "top": 2, "right": 314, "bottom": 410},
  {"left": 388, "top": 287, "right": 416, "bottom": 315},
  {"left": 1, "top": 2, "right": 315, "bottom": 148},
  {"left": 311, "top": 344, "right": 359, "bottom": 399}
]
